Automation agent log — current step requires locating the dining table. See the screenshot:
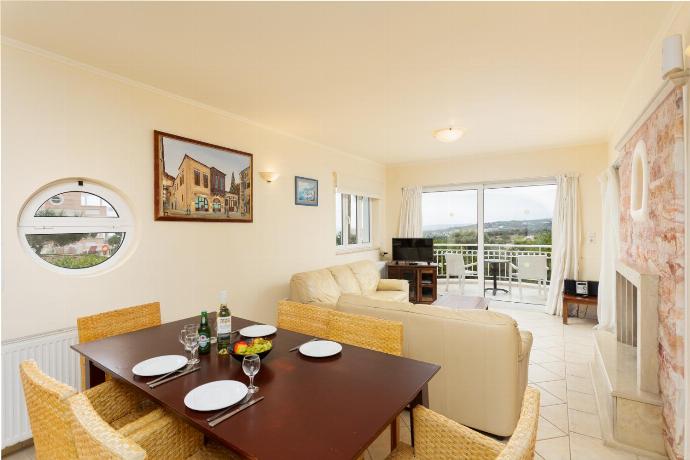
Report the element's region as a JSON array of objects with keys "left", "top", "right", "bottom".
[{"left": 71, "top": 313, "right": 440, "bottom": 460}]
